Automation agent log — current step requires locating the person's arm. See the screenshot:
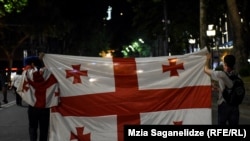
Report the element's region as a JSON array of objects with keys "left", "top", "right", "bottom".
[{"left": 204, "top": 53, "right": 212, "bottom": 76}]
